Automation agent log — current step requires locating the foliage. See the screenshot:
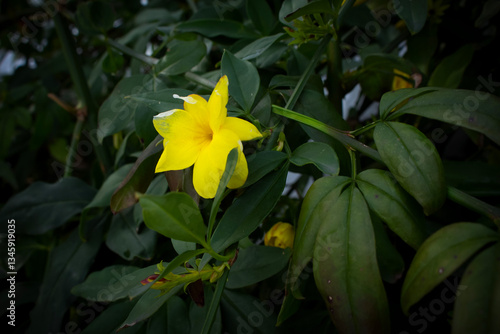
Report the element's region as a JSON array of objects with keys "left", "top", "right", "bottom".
[{"left": 1, "top": 0, "right": 500, "bottom": 333}]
